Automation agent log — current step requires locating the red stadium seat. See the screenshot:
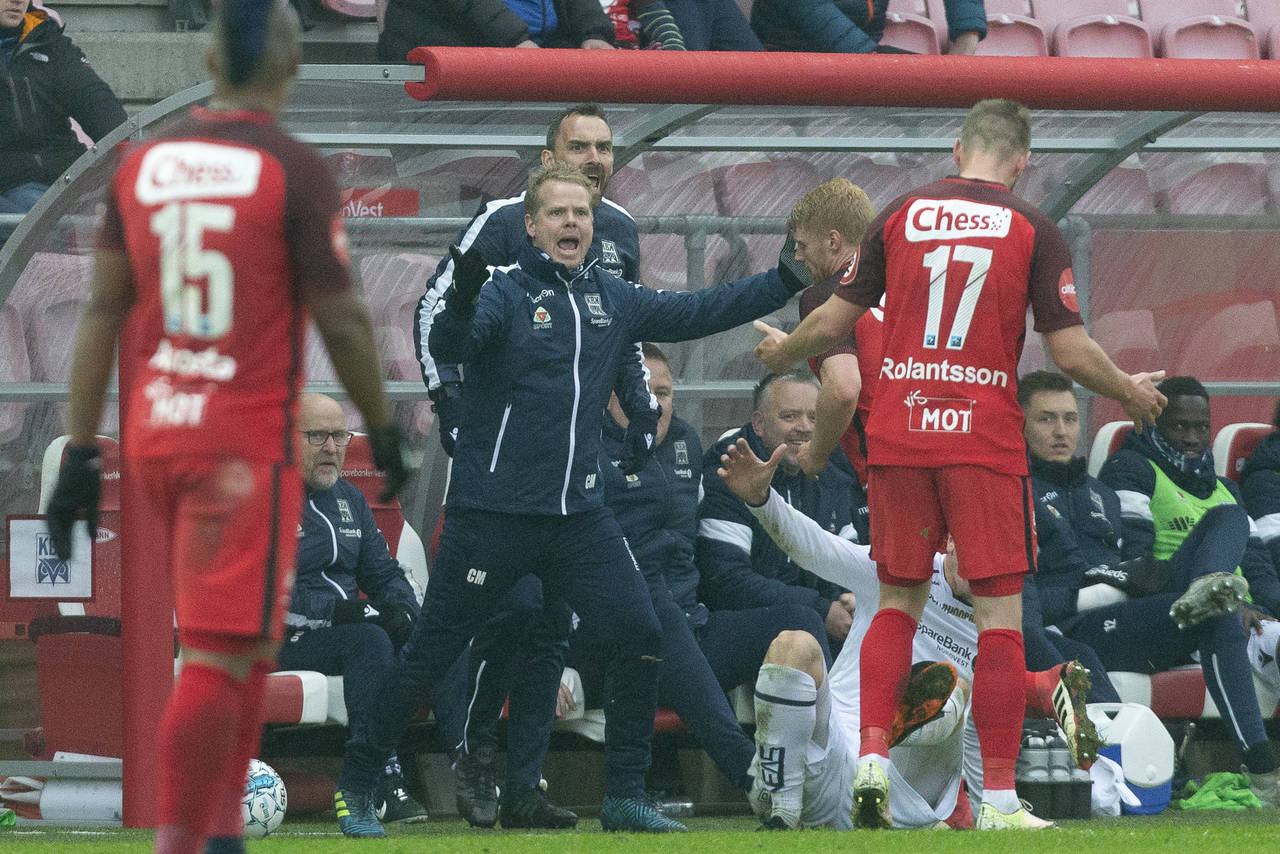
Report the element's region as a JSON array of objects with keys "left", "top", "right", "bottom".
[
  {"left": 320, "top": 0, "right": 375, "bottom": 18},
  {"left": 1213, "top": 422, "right": 1272, "bottom": 483},
  {"left": 1244, "top": 0, "right": 1280, "bottom": 57},
  {"left": 1032, "top": 0, "right": 1153, "bottom": 57},
  {"left": 979, "top": 12, "right": 1050, "bottom": 56},
  {"left": 1072, "top": 164, "right": 1158, "bottom": 215},
  {"left": 882, "top": 0, "right": 942, "bottom": 54},
  {"left": 1139, "top": 0, "right": 1260, "bottom": 58},
  {"left": 0, "top": 303, "right": 31, "bottom": 445},
  {"left": 1088, "top": 421, "right": 1131, "bottom": 477},
  {"left": 1177, "top": 300, "right": 1280, "bottom": 381},
  {"left": 1163, "top": 161, "right": 1273, "bottom": 216}
]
